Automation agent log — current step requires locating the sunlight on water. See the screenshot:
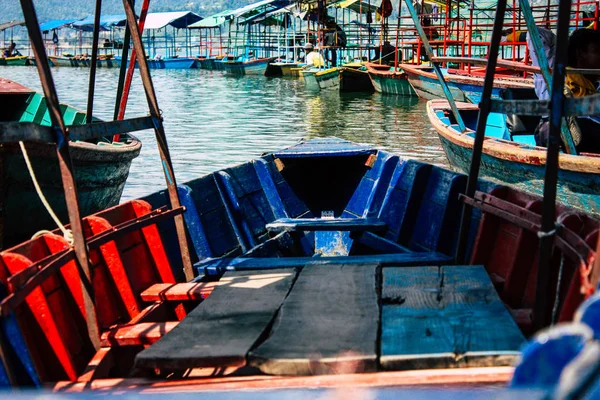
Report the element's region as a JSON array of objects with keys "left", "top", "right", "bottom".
[{"left": 0, "top": 66, "right": 448, "bottom": 201}]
